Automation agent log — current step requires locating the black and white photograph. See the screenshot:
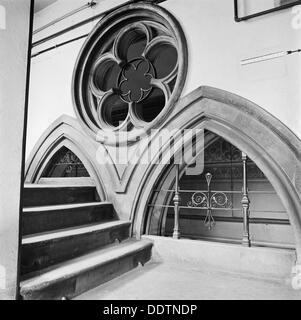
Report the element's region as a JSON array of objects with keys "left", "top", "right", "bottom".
[{"left": 0, "top": 0, "right": 301, "bottom": 307}]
